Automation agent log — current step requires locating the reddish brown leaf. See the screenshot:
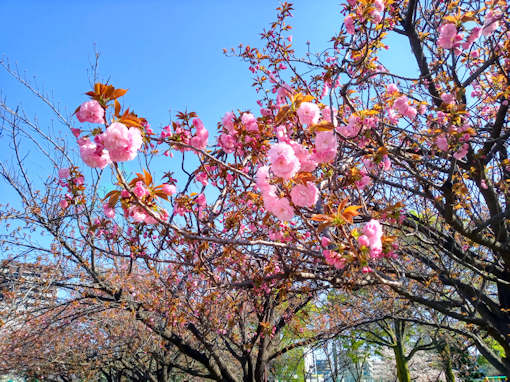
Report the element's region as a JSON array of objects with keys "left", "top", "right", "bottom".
[
  {"left": 143, "top": 169, "right": 152, "bottom": 185},
  {"left": 108, "top": 191, "right": 121, "bottom": 208},
  {"left": 112, "top": 88, "right": 128, "bottom": 99},
  {"left": 342, "top": 205, "right": 362, "bottom": 223},
  {"left": 114, "top": 99, "right": 121, "bottom": 116}
]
